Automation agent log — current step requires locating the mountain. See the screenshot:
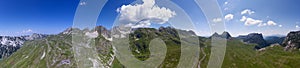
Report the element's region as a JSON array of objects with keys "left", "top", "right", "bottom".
[
  {"left": 237, "top": 33, "right": 267, "bottom": 49},
  {"left": 0, "top": 26, "right": 200, "bottom": 68},
  {"left": 4, "top": 26, "right": 300, "bottom": 68},
  {"left": 210, "top": 31, "right": 232, "bottom": 39},
  {"left": 125, "top": 26, "right": 199, "bottom": 67},
  {"left": 282, "top": 31, "right": 300, "bottom": 51},
  {"left": 264, "top": 36, "right": 285, "bottom": 45},
  {"left": 0, "top": 34, "right": 47, "bottom": 59},
  {"left": 211, "top": 32, "right": 221, "bottom": 38},
  {"left": 0, "top": 27, "right": 114, "bottom": 68},
  {"left": 95, "top": 26, "right": 111, "bottom": 40},
  {"left": 221, "top": 31, "right": 232, "bottom": 39}
]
